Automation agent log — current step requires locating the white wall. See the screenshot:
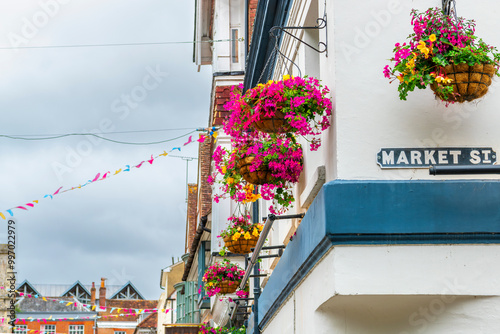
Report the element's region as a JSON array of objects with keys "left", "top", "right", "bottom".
[
  {"left": 262, "top": 244, "right": 500, "bottom": 334},
  {"left": 330, "top": 0, "right": 500, "bottom": 180}
]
